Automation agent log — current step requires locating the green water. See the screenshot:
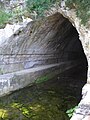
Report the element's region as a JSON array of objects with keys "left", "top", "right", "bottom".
[{"left": 0, "top": 70, "right": 86, "bottom": 120}]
